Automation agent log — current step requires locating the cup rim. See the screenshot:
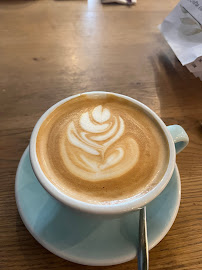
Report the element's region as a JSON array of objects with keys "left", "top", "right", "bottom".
[{"left": 30, "top": 91, "right": 176, "bottom": 215}]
